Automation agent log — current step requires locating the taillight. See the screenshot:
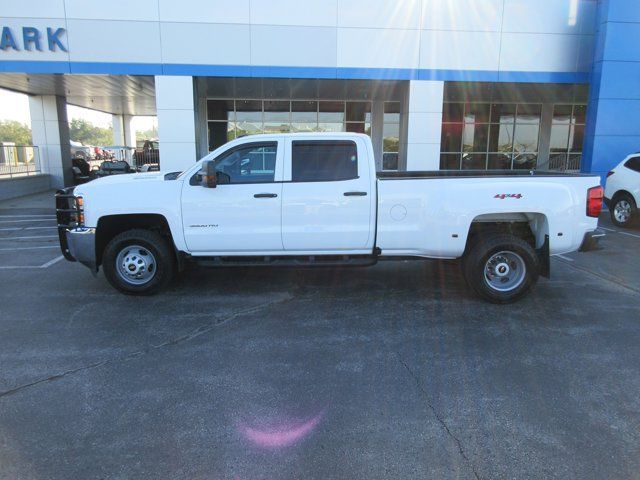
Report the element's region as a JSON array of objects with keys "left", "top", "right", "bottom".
[
  {"left": 606, "top": 171, "right": 615, "bottom": 178},
  {"left": 587, "top": 186, "right": 604, "bottom": 218}
]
